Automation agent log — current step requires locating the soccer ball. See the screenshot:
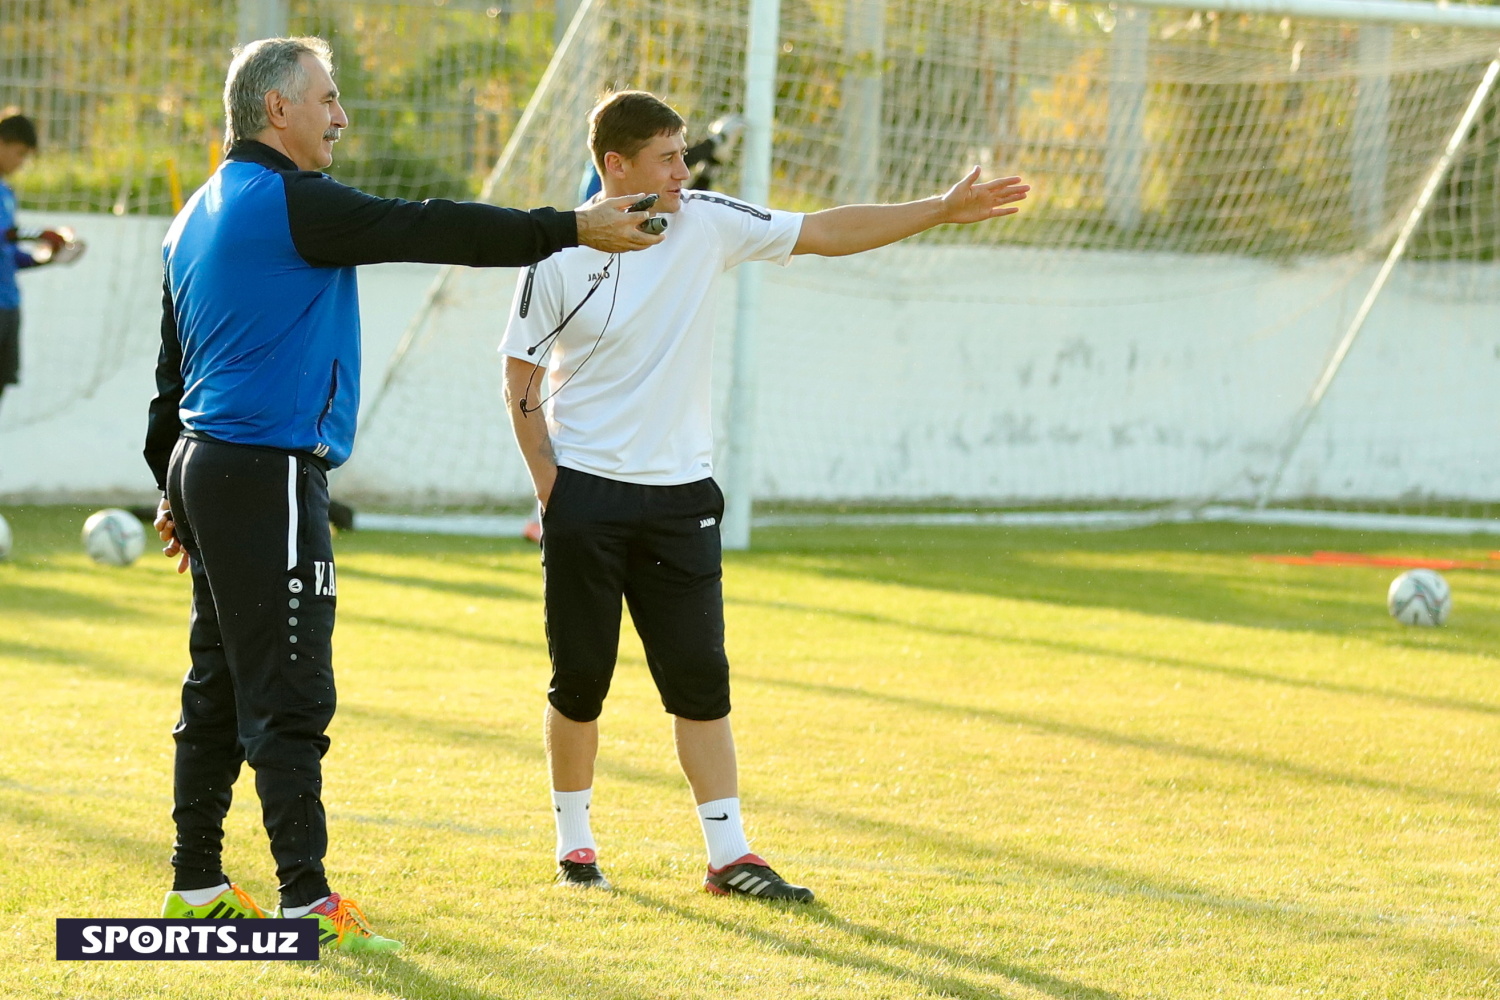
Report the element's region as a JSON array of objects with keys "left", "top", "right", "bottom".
[
  {"left": 1387, "top": 569, "right": 1451, "bottom": 627},
  {"left": 82, "top": 508, "right": 146, "bottom": 567},
  {"left": 0, "top": 513, "right": 11, "bottom": 560}
]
